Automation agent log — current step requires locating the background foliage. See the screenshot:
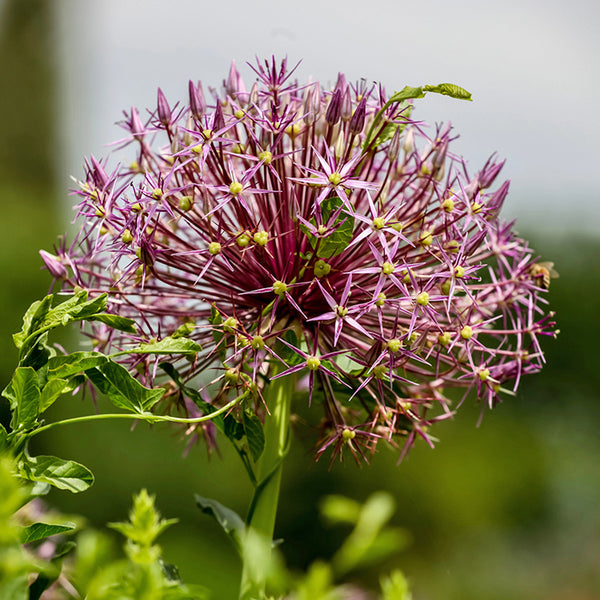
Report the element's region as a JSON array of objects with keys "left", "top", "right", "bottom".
[{"left": 1, "top": 2, "right": 598, "bottom": 598}]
